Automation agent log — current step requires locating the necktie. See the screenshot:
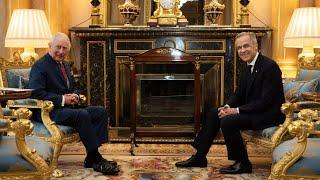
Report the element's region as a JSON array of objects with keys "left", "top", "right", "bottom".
[
  {"left": 59, "top": 62, "right": 68, "bottom": 82},
  {"left": 247, "top": 65, "right": 253, "bottom": 75}
]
